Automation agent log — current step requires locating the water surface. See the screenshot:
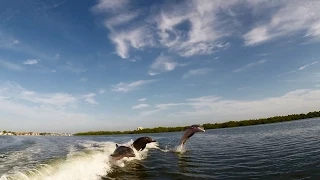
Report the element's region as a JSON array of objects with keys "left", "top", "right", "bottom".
[{"left": 1, "top": 118, "right": 320, "bottom": 179}]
